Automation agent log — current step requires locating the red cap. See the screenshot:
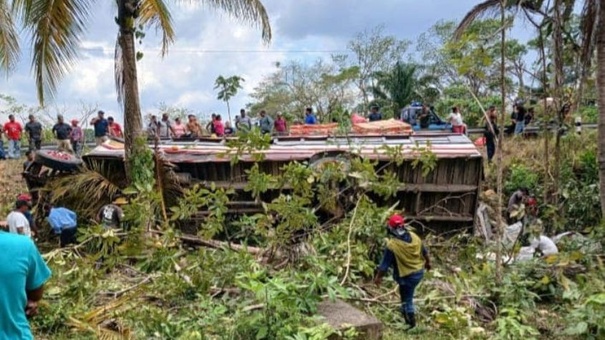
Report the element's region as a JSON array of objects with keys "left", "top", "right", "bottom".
[
  {"left": 388, "top": 214, "right": 405, "bottom": 228},
  {"left": 17, "top": 193, "right": 32, "bottom": 202}
]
